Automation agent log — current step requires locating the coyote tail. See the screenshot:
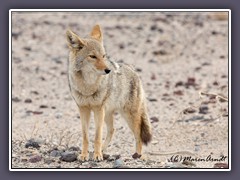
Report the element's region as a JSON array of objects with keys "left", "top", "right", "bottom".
[{"left": 140, "top": 109, "right": 152, "bottom": 145}]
